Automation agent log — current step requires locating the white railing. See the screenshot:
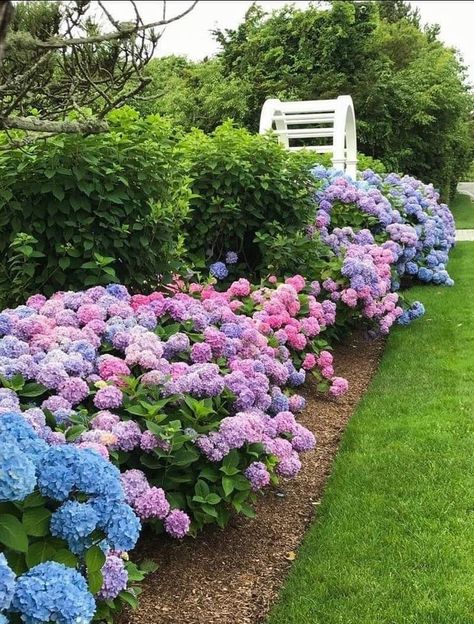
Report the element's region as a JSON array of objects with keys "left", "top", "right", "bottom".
[{"left": 259, "top": 95, "right": 357, "bottom": 178}]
